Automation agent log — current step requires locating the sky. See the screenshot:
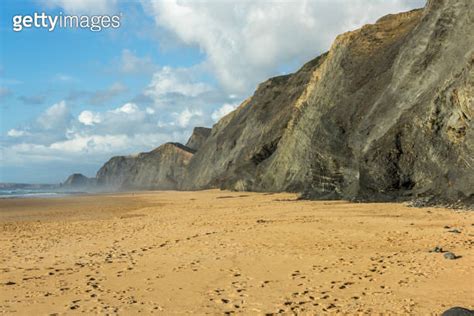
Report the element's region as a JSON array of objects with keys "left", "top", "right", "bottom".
[{"left": 0, "top": 0, "right": 425, "bottom": 184}]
